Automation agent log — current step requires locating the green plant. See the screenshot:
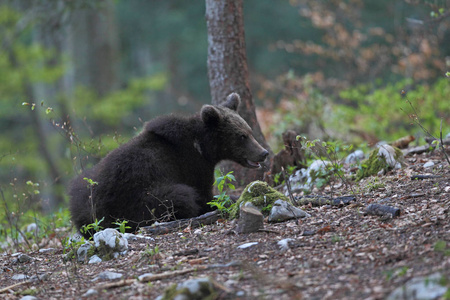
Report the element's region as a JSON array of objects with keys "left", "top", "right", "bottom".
[
  {"left": 142, "top": 244, "right": 160, "bottom": 257},
  {"left": 330, "top": 78, "right": 450, "bottom": 144},
  {"left": 114, "top": 219, "right": 131, "bottom": 234},
  {"left": 273, "top": 165, "right": 296, "bottom": 186},
  {"left": 434, "top": 240, "right": 450, "bottom": 256},
  {"left": 300, "top": 137, "right": 355, "bottom": 195},
  {"left": 400, "top": 90, "right": 450, "bottom": 166},
  {"left": 208, "top": 171, "right": 236, "bottom": 216},
  {"left": 80, "top": 217, "right": 104, "bottom": 239}
]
